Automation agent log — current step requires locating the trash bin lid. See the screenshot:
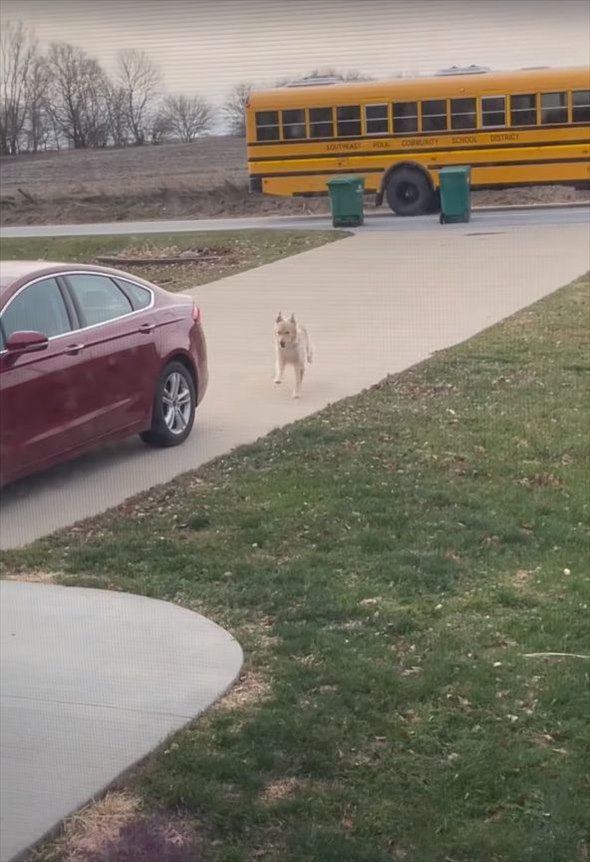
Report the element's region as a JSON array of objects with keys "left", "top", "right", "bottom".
[
  {"left": 439, "top": 165, "right": 471, "bottom": 176},
  {"left": 326, "top": 174, "right": 364, "bottom": 186}
]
